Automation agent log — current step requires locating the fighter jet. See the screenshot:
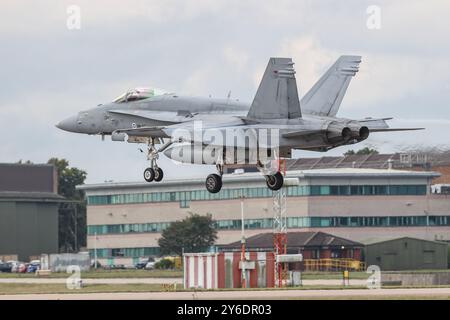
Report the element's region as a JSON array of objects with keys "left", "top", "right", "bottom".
[{"left": 57, "top": 56, "right": 422, "bottom": 193}]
